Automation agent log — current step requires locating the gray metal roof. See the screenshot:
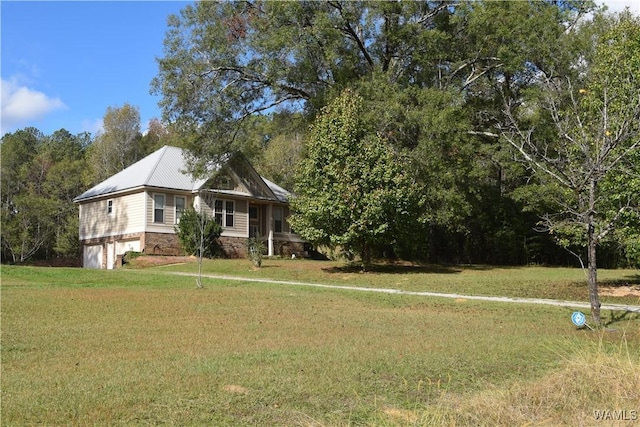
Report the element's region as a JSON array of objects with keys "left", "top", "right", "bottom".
[
  {"left": 73, "top": 145, "right": 290, "bottom": 203},
  {"left": 263, "top": 177, "right": 290, "bottom": 203},
  {"left": 74, "top": 146, "right": 204, "bottom": 202}
]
